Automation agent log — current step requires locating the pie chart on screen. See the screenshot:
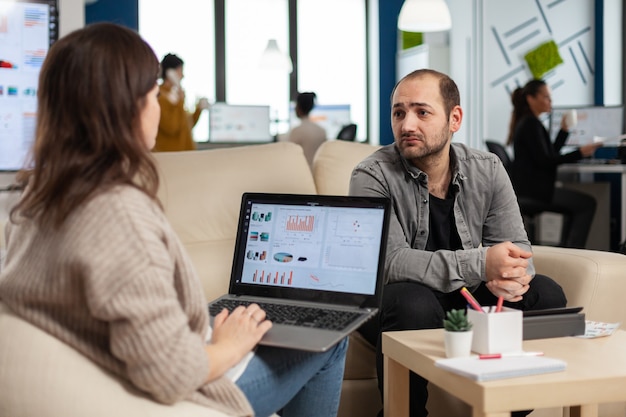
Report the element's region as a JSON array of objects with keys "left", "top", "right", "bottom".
[{"left": 273, "top": 252, "right": 293, "bottom": 262}]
